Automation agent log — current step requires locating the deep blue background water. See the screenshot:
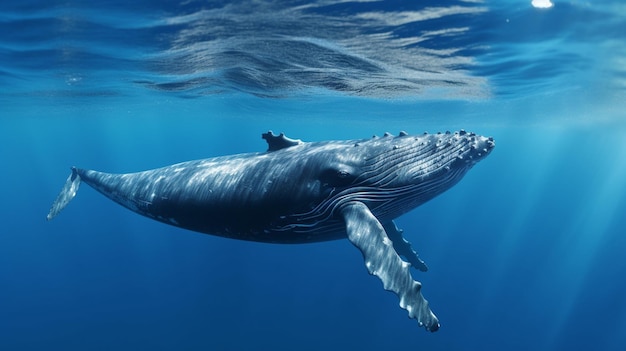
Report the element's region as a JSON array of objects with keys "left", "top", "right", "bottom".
[{"left": 2, "top": 1, "right": 626, "bottom": 350}]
